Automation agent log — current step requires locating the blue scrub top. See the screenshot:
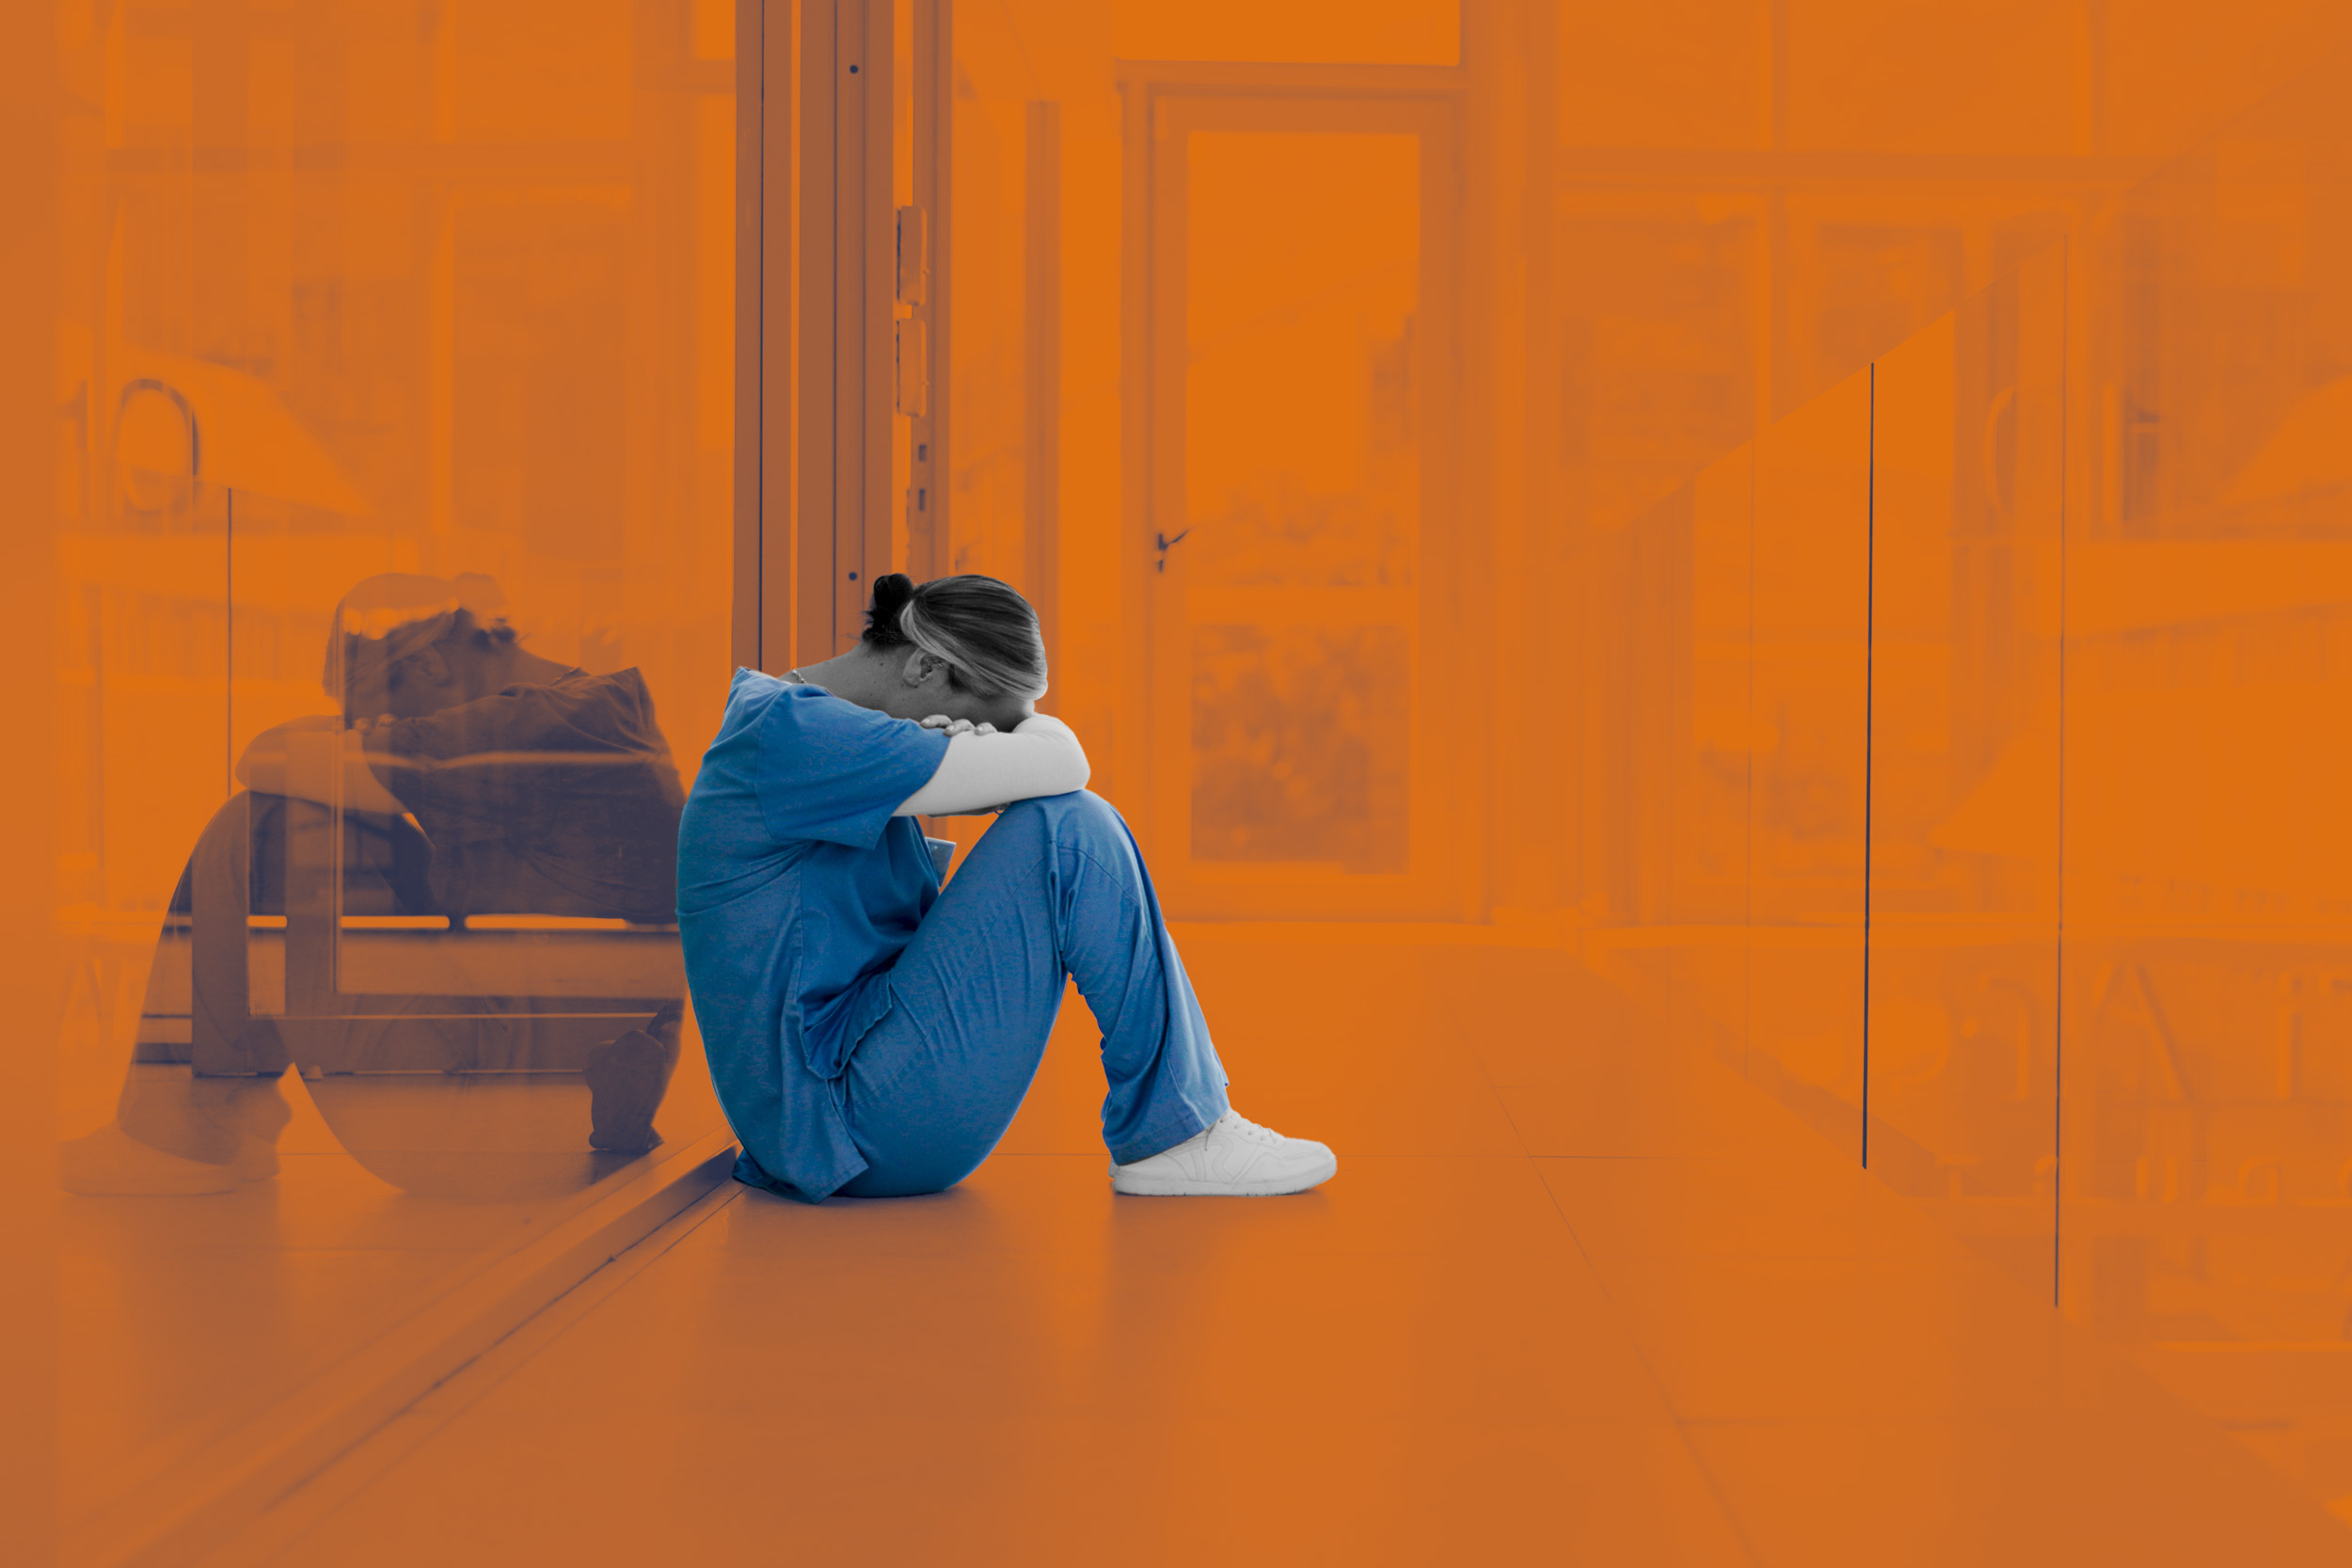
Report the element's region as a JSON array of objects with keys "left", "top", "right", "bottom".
[{"left": 677, "top": 669, "right": 952, "bottom": 1201}]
